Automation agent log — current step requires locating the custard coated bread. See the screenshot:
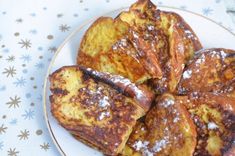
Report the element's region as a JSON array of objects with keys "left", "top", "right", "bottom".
[
  {"left": 49, "top": 66, "right": 154, "bottom": 155},
  {"left": 121, "top": 94, "right": 197, "bottom": 156},
  {"left": 177, "top": 48, "right": 235, "bottom": 97},
  {"left": 176, "top": 92, "right": 235, "bottom": 156},
  {"left": 118, "top": 0, "right": 202, "bottom": 93},
  {"left": 122, "top": 93, "right": 235, "bottom": 156},
  {"left": 77, "top": 17, "right": 153, "bottom": 84}
]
